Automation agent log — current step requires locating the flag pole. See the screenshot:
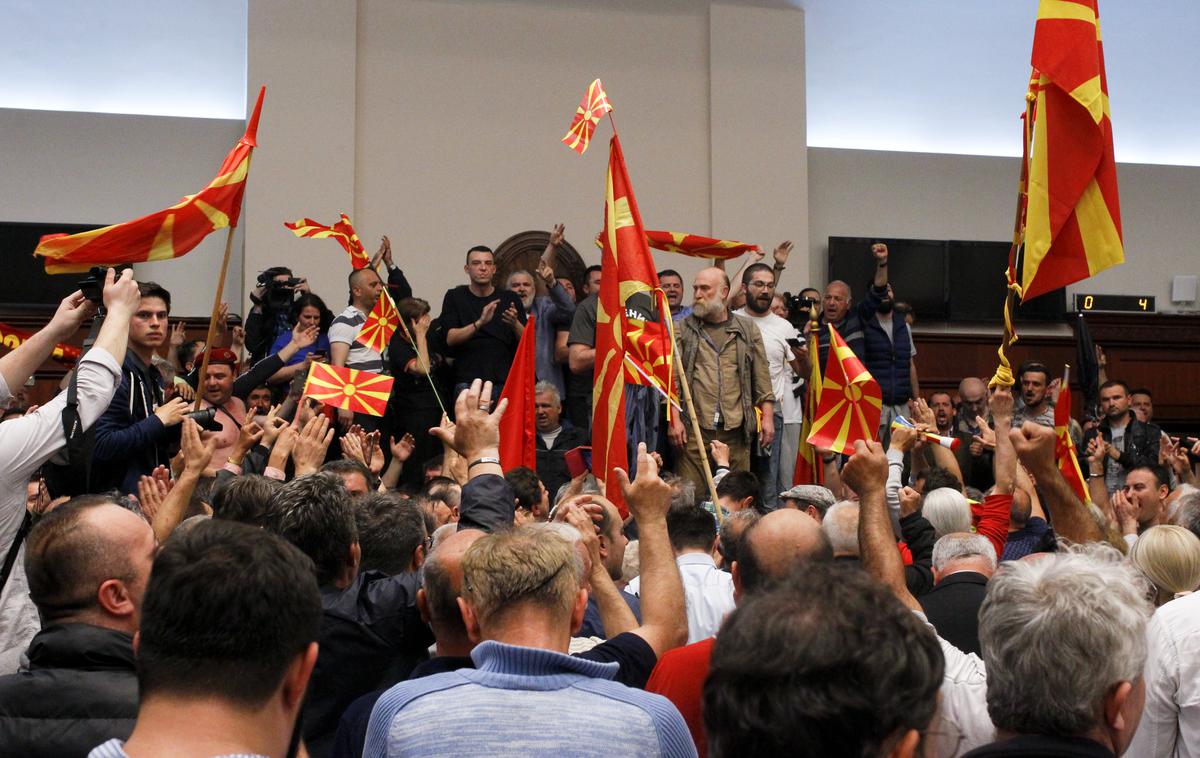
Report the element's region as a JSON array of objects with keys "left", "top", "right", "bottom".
[
  {"left": 990, "top": 76, "right": 1037, "bottom": 389},
  {"left": 662, "top": 304, "right": 723, "bottom": 522},
  {"left": 193, "top": 86, "right": 264, "bottom": 411}
]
